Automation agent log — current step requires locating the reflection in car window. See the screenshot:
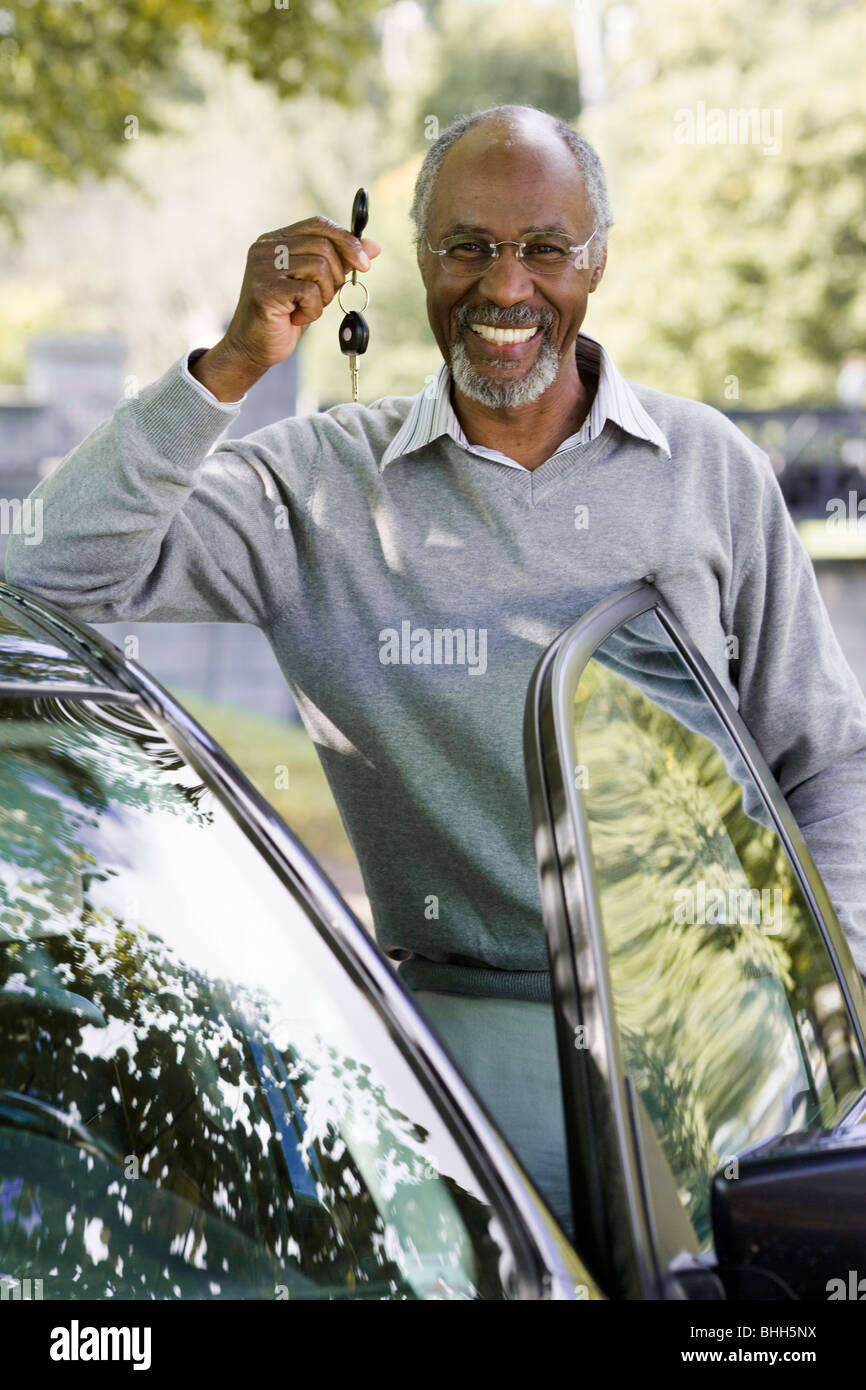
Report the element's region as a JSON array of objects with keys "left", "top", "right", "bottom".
[
  {"left": 0, "top": 602, "right": 104, "bottom": 686},
  {"left": 571, "top": 610, "right": 866, "bottom": 1249},
  {"left": 0, "top": 696, "right": 514, "bottom": 1300}
]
